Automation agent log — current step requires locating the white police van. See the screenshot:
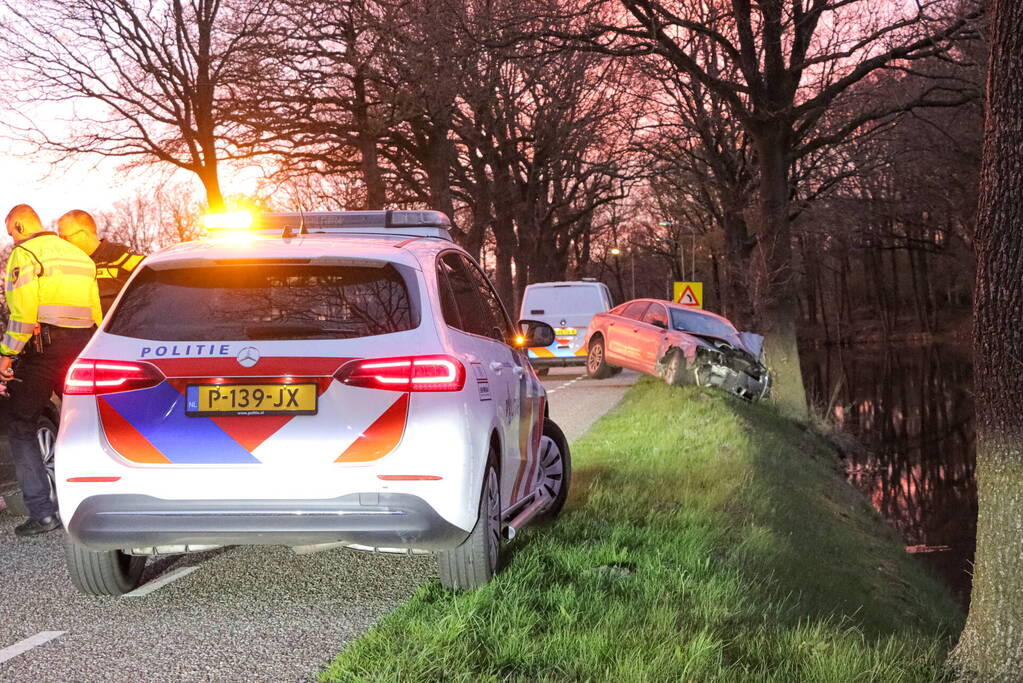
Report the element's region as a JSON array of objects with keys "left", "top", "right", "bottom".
[{"left": 519, "top": 280, "right": 614, "bottom": 373}]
